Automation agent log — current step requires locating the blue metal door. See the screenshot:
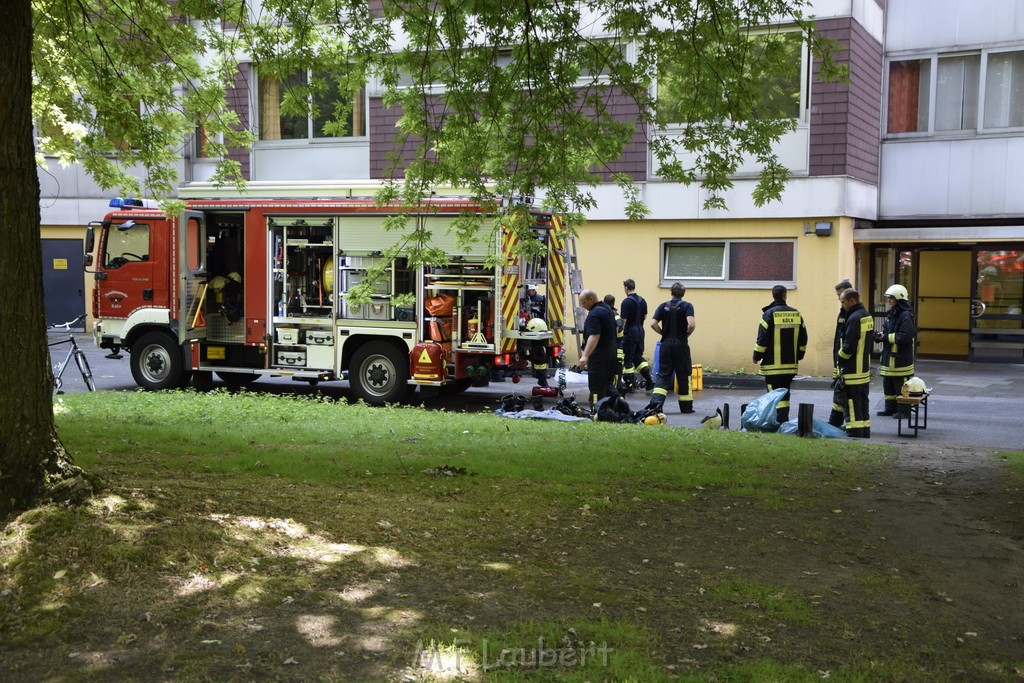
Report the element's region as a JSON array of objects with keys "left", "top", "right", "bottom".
[{"left": 41, "top": 239, "right": 85, "bottom": 328}]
